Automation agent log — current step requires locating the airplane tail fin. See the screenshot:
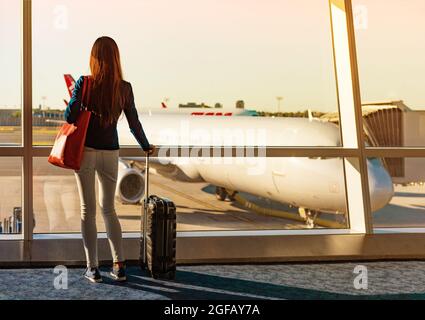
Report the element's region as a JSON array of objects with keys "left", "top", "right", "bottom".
[
  {"left": 64, "top": 74, "right": 76, "bottom": 98},
  {"left": 161, "top": 102, "right": 168, "bottom": 109}
]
